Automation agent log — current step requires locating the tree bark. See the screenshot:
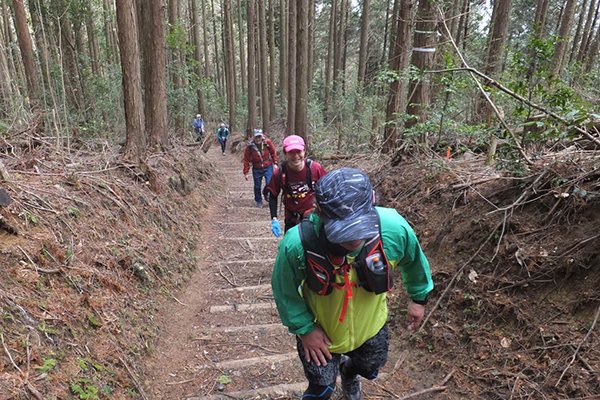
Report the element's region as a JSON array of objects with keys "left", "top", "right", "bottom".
[
  {"left": 115, "top": 0, "right": 146, "bottom": 164},
  {"left": 279, "top": 0, "right": 288, "bottom": 106},
  {"left": 210, "top": 0, "right": 222, "bottom": 94},
  {"left": 54, "top": 0, "right": 83, "bottom": 112},
  {"left": 238, "top": 0, "right": 247, "bottom": 93},
  {"left": 405, "top": 0, "right": 436, "bottom": 145},
  {"left": 584, "top": 22, "right": 600, "bottom": 73},
  {"left": 191, "top": 0, "right": 205, "bottom": 115},
  {"left": 550, "top": 0, "right": 577, "bottom": 79},
  {"left": 475, "top": 0, "right": 512, "bottom": 125},
  {"left": 577, "top": 0, "right": 599, "bottom": 63},
  {"left": 324, "top": 0, "right": 336, "bottom": 119},
  {"left": 13, "top": 0, "right": 41, "bottom": 112},
  {"left": 141, "top": 0, "right": 168, "bottom": 151},
  {"left": 258, "top": 0, "right": 270, "bottom": 132},
  {"left": 286, "top": 0, "right": 297, "bottom": 135},
  {"left": 569, "top": 0, "right": 588, "bottom": 64},
  {"left": 268, "top": 0, "right": 276, "bottom": 118},
  {"left": 295, "top": 0, "right": 308, "bottom": 143},
  {"left": 247, "top": 0, "right": 258, "bottom": 138},
  {"left": 383, "top": 0, "right": 414, "bottom": 153},
  {"left": 201, "top": 0, "right": 210, "bottom": 76},
  {"left": 28, "top": 0, "right": 52, "bottom": 99},
  {"left": 307, "top": 0, "right": 314, "bottom": 92},
  {"left": 103, "top": 0, "right": 120, "bottom": 64},
  {"left": 357, "top": 0, "right": 370, "bottom": 87},
  {"left": 223, "top": 0, "right": 237, "bottom": 131}
]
